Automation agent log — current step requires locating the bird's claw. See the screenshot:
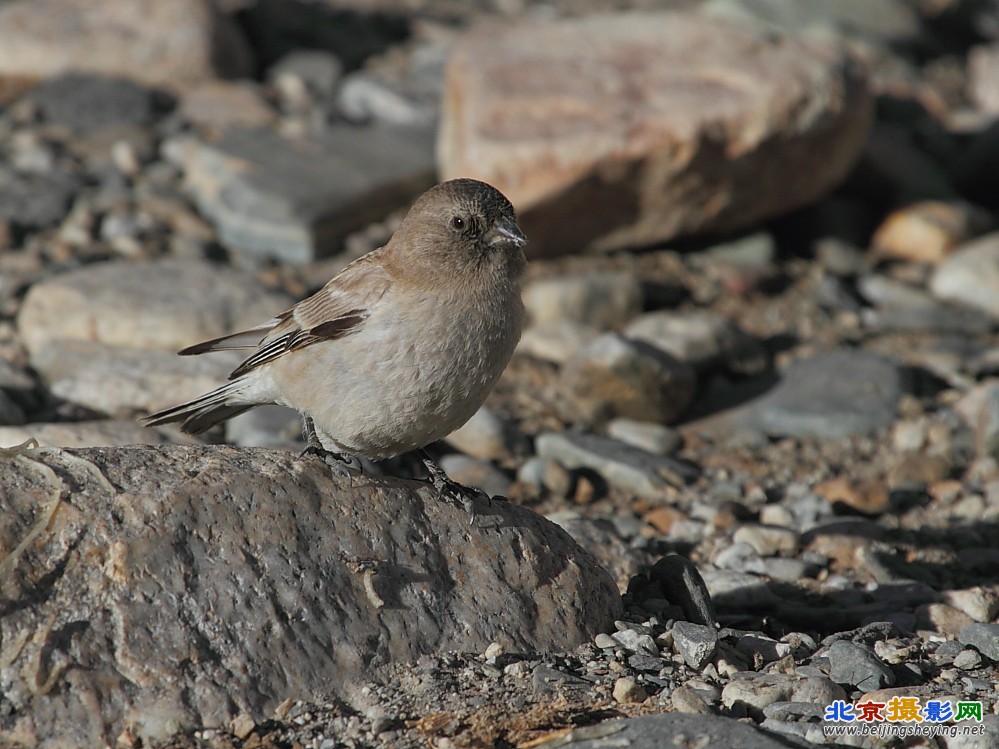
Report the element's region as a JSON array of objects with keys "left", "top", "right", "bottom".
[
  {"left": 299, "top": 443, "right": 362, "bottom": 487},
  {"left": 298, "top": 416, "right": 362, "bottom": 485},
  {"left": 419, "top": 450, "right": 490, "bottom": 523},
  {"left": 435, "top": 477, "right": 489, "bottom": 520}
]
